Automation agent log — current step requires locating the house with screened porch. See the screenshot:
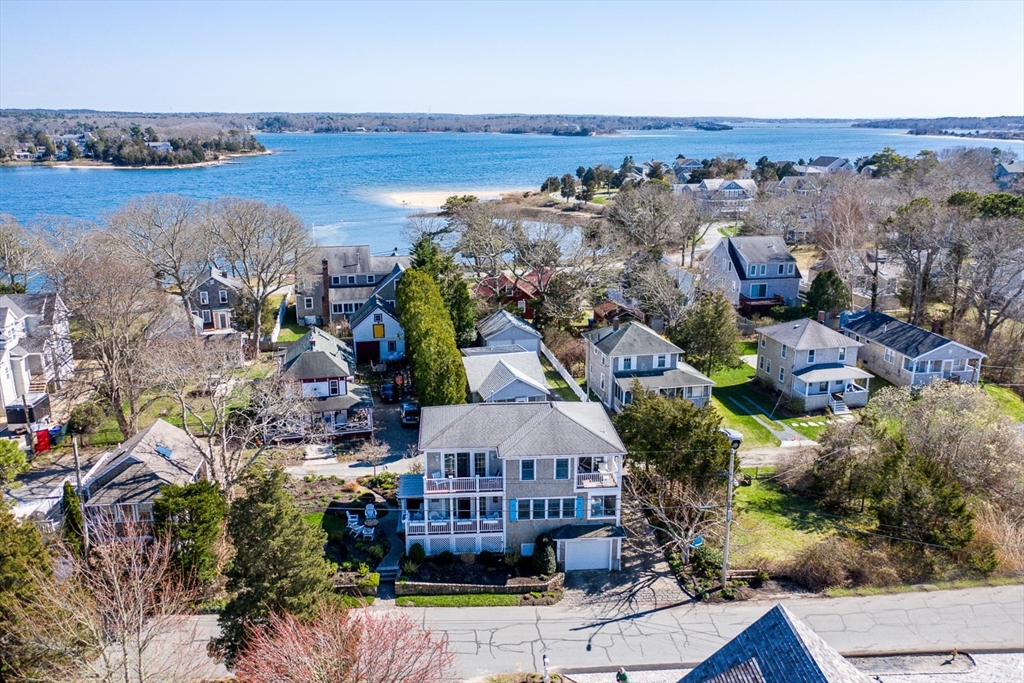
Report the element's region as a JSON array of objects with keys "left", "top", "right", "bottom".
[{"left": 397, "top": 402, "right": 628, "bottom": 571}]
